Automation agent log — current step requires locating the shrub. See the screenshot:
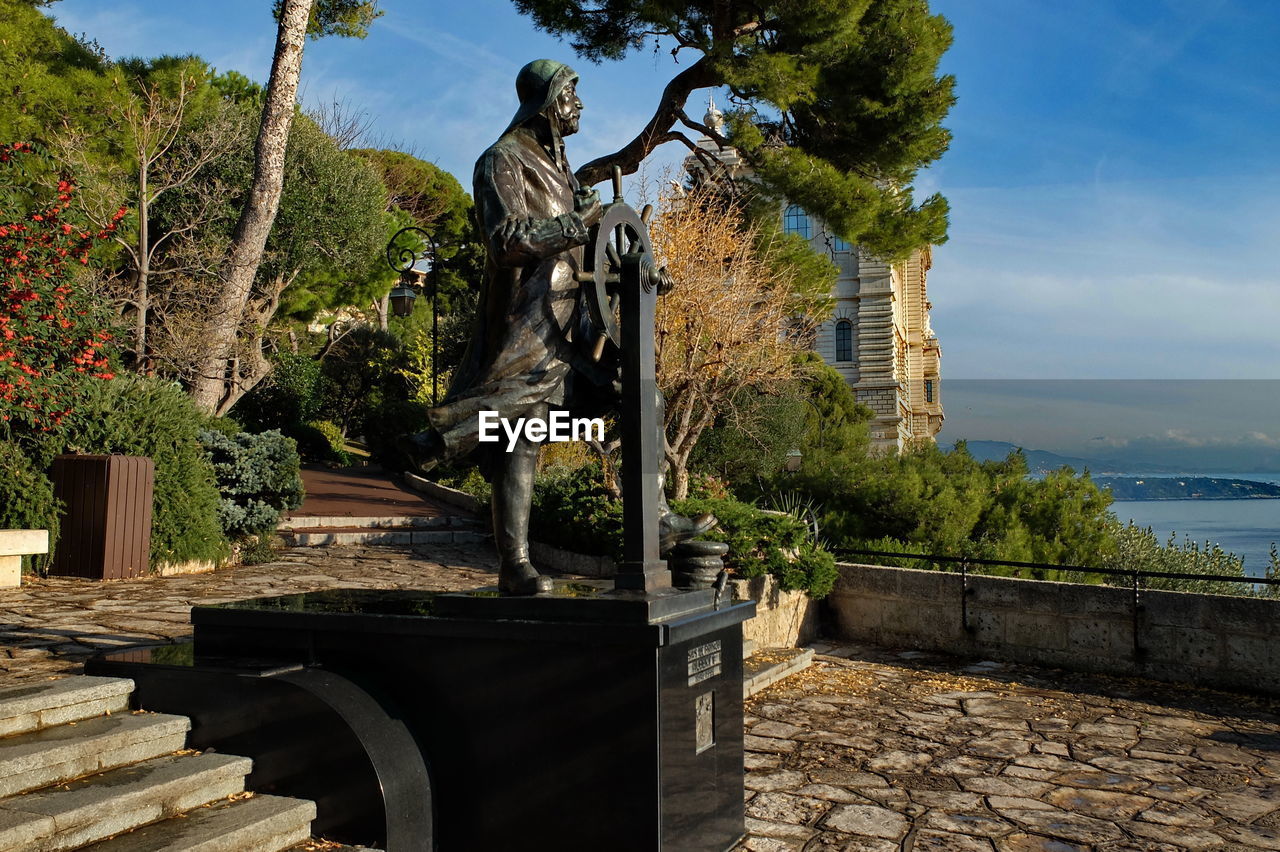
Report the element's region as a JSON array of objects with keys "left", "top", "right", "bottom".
[
  {"left": 0, "top": 439, "right": 58, "bottom": 572},
  {"left": 197, "top": 429, "right": 304, "bottom": 539},
  {"left": 318, "top": 326, "right": 408, "bottom": 436},
  {"left": 0, "top": 143, "right": 121, "bottom": 443},
  {"left": 675, "top": 495, "right": 838, "bottom": 598},
  {"left": 237, "top": 531, "right": 277, "bottom": 566},
  {"left": 232, "top": 352, "right": 324, "bottom": 433},
  {"left": 435, "top": 466, "right": 492, "bottom": 506},
  {"left": 524, "top": 463, "right": 838, "bottom": 598},
  {"left": 1101, "top": 522, "right": 1263, "bottom": 596},
  {"left": 689, "top": 388, "right": 808, "bottom": 487},
  {"left": 362, "top": 397, "right": 430, "bottom": 471},
  {"left": 529, "top": 464, "right": 623, "bottom": 560},
  {"left": 290, "top": 419, "right": 352, "bottom": 465},
  {"left": 62, "top": 375, "right": 227, "bottom": 566}
]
